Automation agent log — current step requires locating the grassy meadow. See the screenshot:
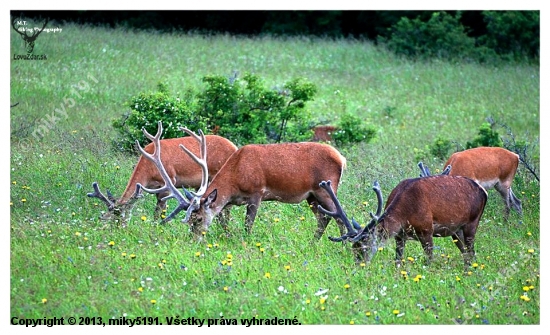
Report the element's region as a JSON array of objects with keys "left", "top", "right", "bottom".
[{"left": 9, "top": 24, "right": 540, "bottom": 325}]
